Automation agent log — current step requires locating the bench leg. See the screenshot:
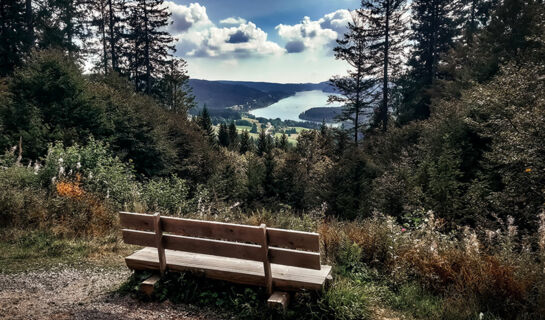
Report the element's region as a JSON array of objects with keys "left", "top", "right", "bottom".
[
  {"left": 140, "top": 274, "right": 161, "bottom": 297},
  {"left": 267, "top": 291, "right": 289, "bottom": 311}
]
